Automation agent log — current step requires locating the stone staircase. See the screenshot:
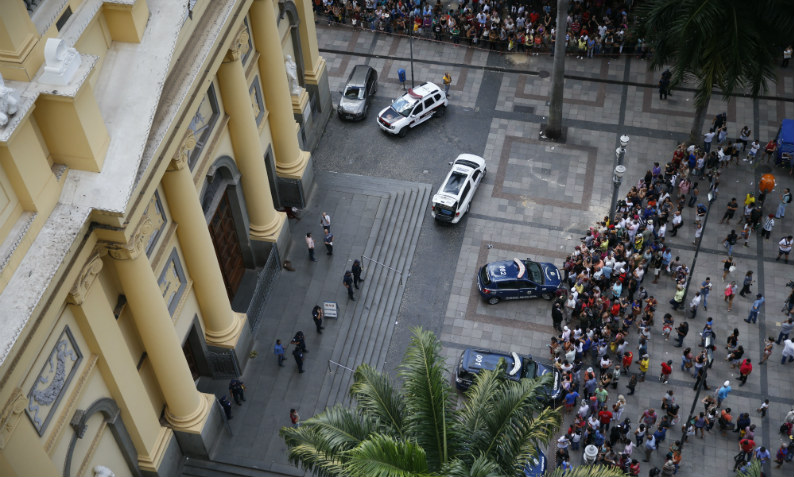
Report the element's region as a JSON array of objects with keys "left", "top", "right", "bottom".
[
  {"left": 316, "top": 174, "right": 431, "bottom": 411},
  {"left": 181, "top": 456, "right": 301, "bottom": 477}
]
